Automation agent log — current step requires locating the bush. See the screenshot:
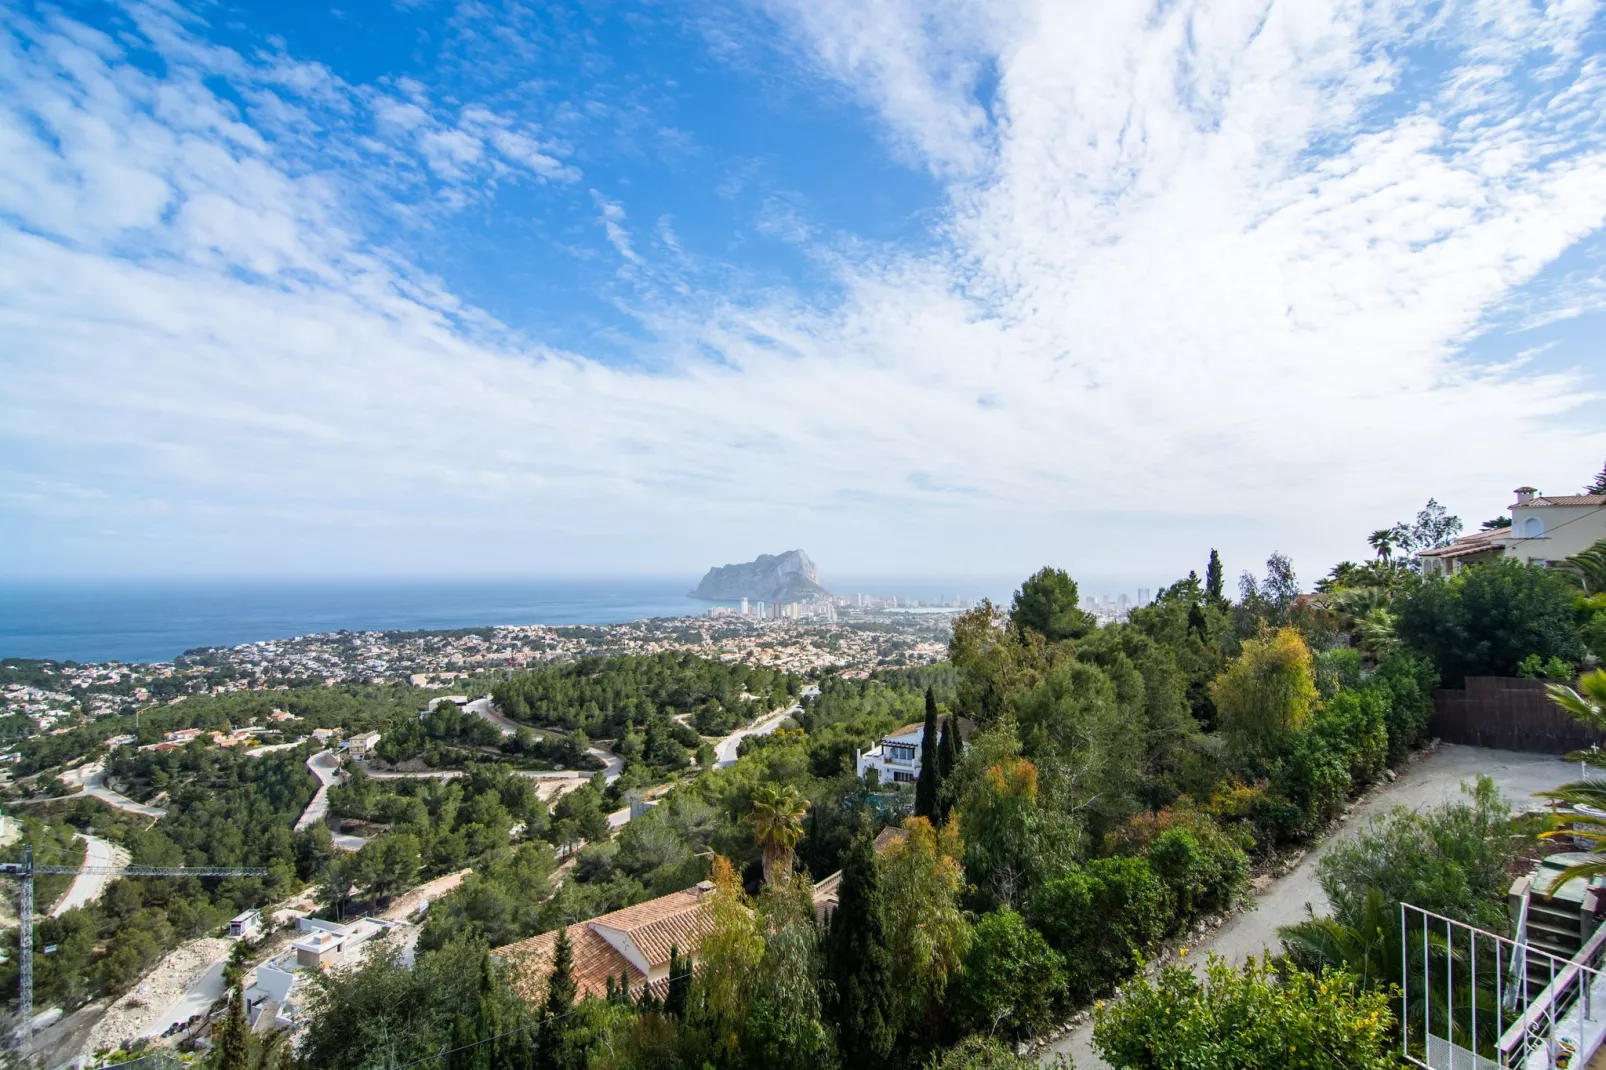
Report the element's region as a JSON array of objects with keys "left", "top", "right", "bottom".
[
  {"left": 1026, "top": 857, "right": 1167, "bottom": 1002},
  {"left": 1317, "top": 776, "right": 1523, "bottom": 934},
  {"left": 951, "top": 909, "right": 1066, "bottom": 1041},
  {"left": 1145, "top": 824, "right": 1249, "bottom": 923},
  {"left": 1370, "top": 653, "right": 1437, "bottom": 764},
  {"left": 924, "top": 1036, "right": 1041, "bottom": 1070},
  {"left": 1394, "top": 560, "right": 1585, "bottom": 685},
  {"left": 1093, "top": 955, "right": 1396, "bottom": 1070},
  {"left": 1311, "top": 688, "right": 1388, "bottom": 789},
  {"left": 1266, "top": 730, "right": 1351, "bottom": 839}
]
